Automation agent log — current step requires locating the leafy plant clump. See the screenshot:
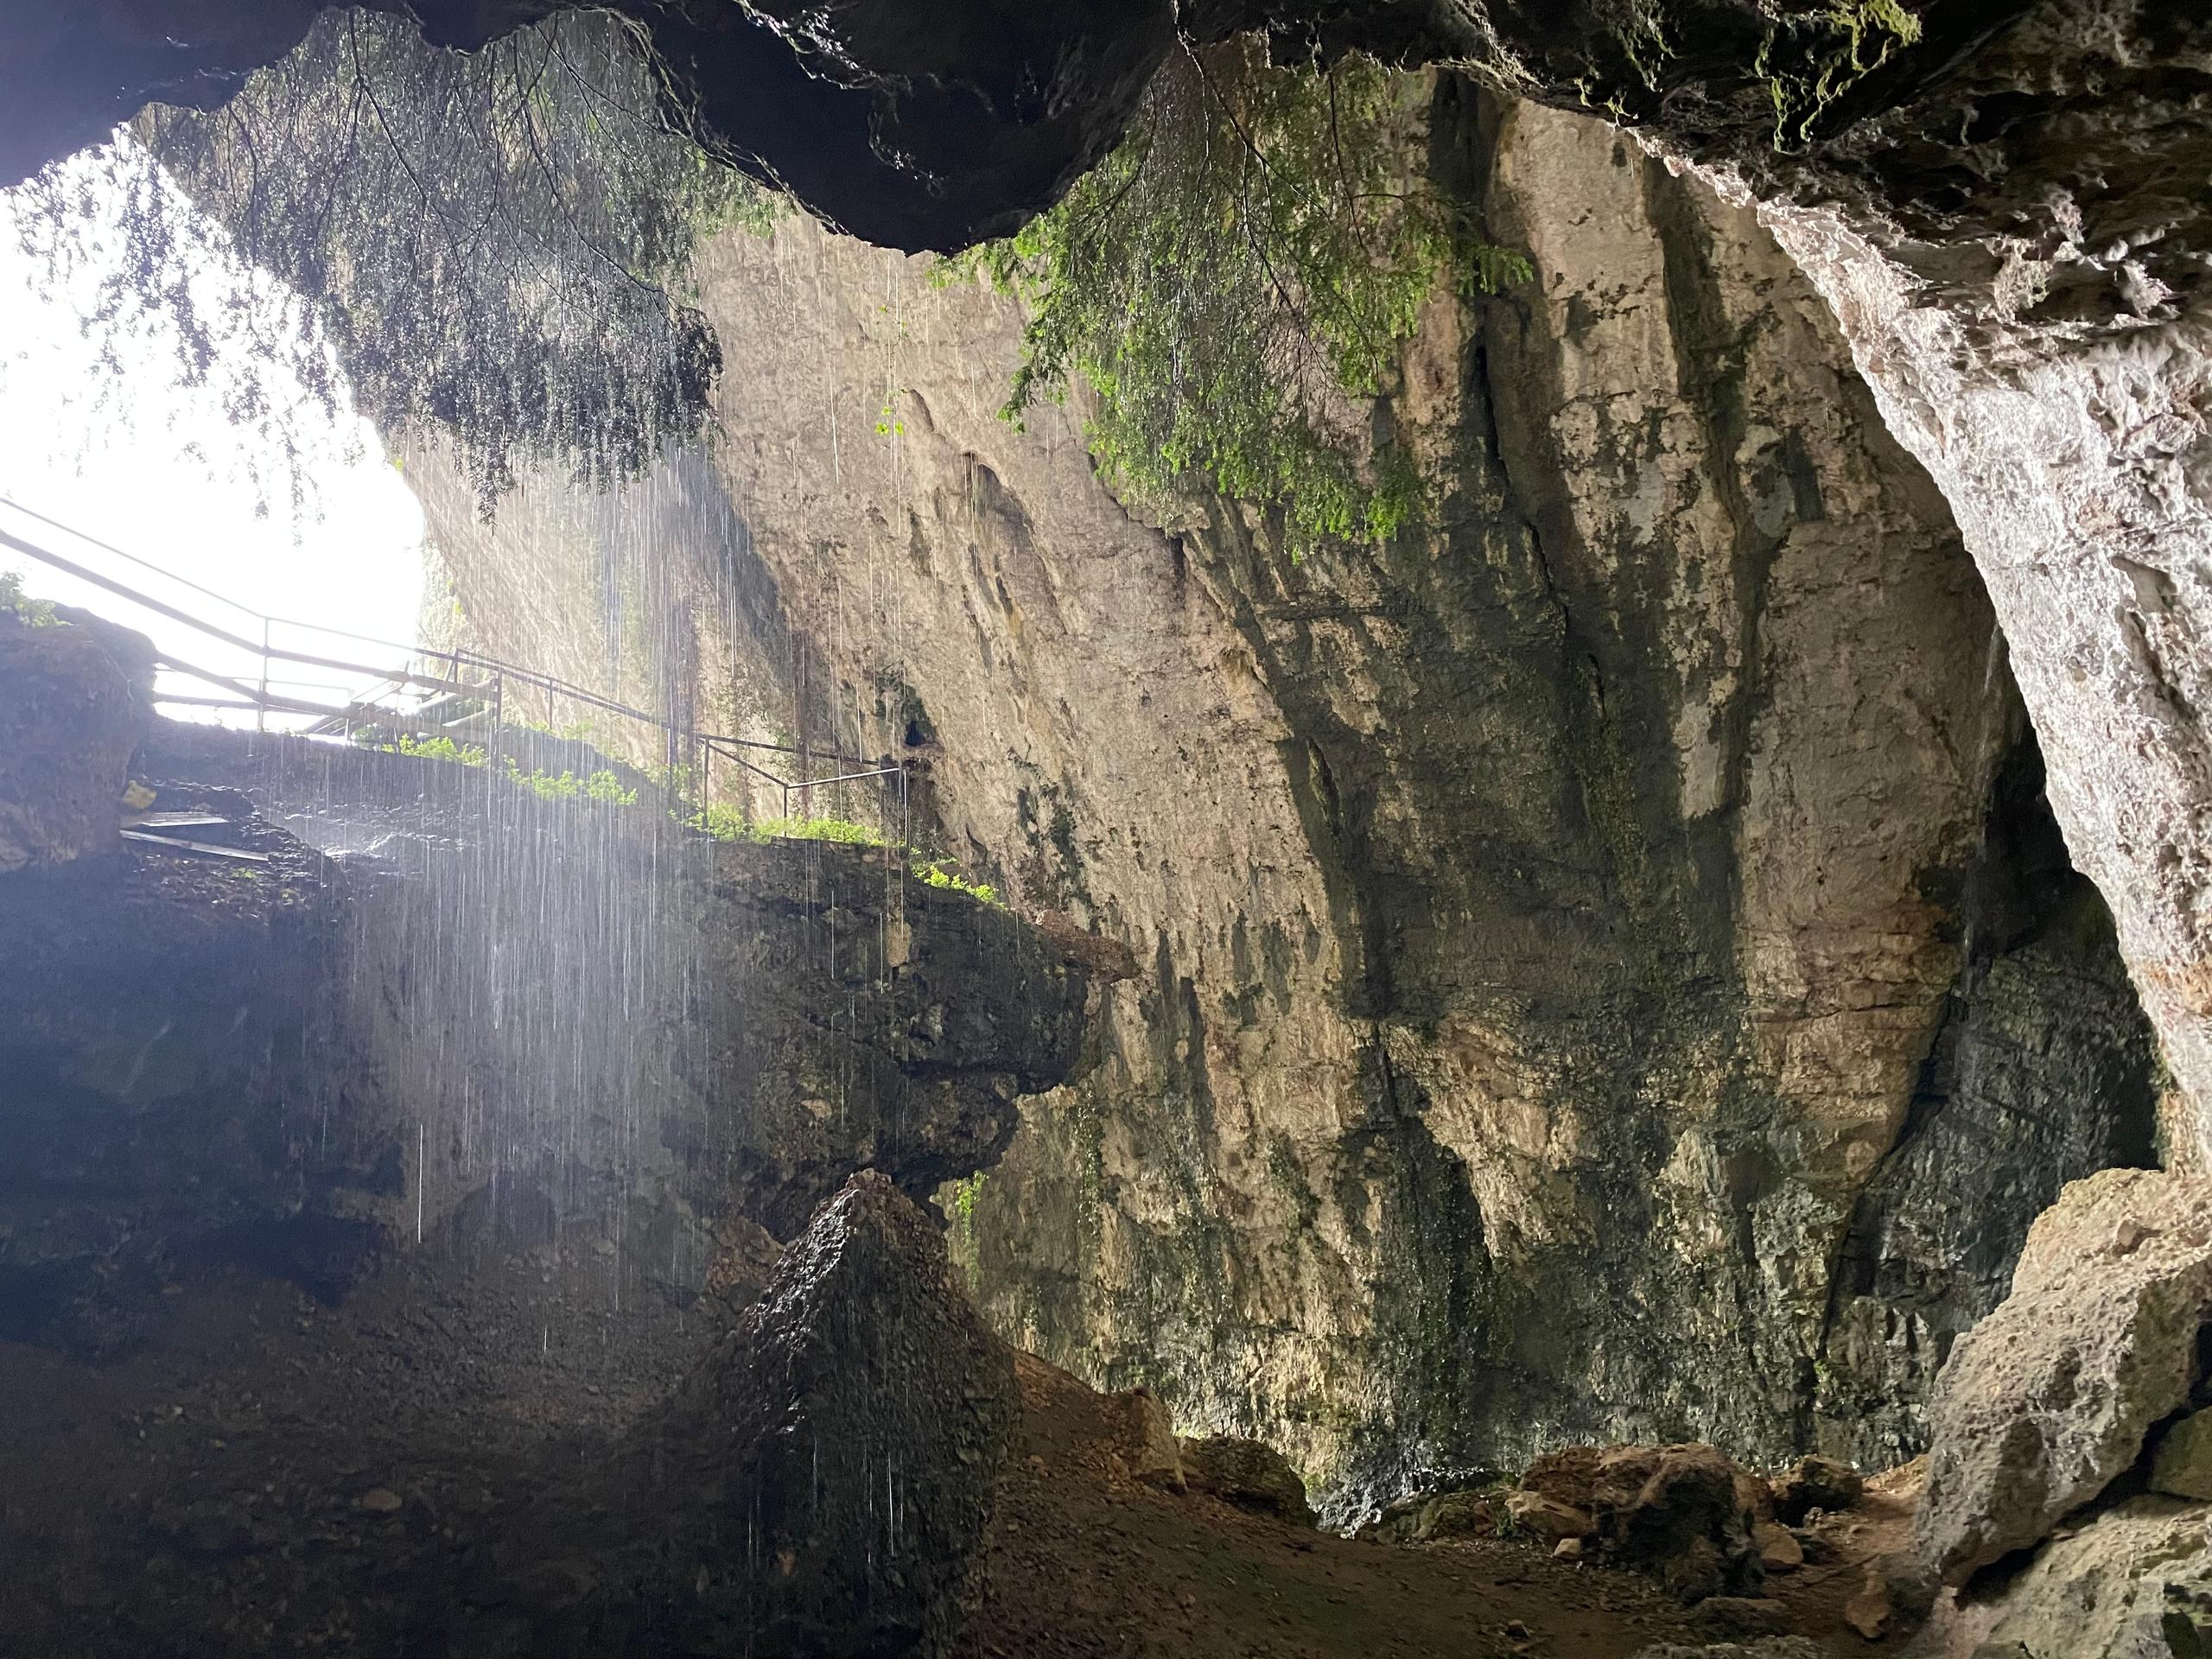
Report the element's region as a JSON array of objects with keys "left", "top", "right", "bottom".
[
  {"left": 370, "top": 731, "right": 637, "bottom": 805},
  {"left": 948, "top": 37, "right": 1529, "bottom": 555},
  {"left": 506, "top": 764, "right": 639, "bottom": 805},
  {"left": 690, "top": 808, "right": 887, "bottom": 847},
  {"left": 389, "top": 732, "right": 487, "bottom": 766},
  {"left": 0, "top": 569, "right": 59, "bottom": 626},
  {"left": 948, "top": 1173, "right": 986, "bottom": 1225},
  {"left": 916, "top": 860, "right": 1001, "bottom": 906},
  {"left": 690, "top": 805, "right": 1004, "bottom": 906},
  {"left": 17, "top": 10, "right": 779, "bottom": 511}
]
